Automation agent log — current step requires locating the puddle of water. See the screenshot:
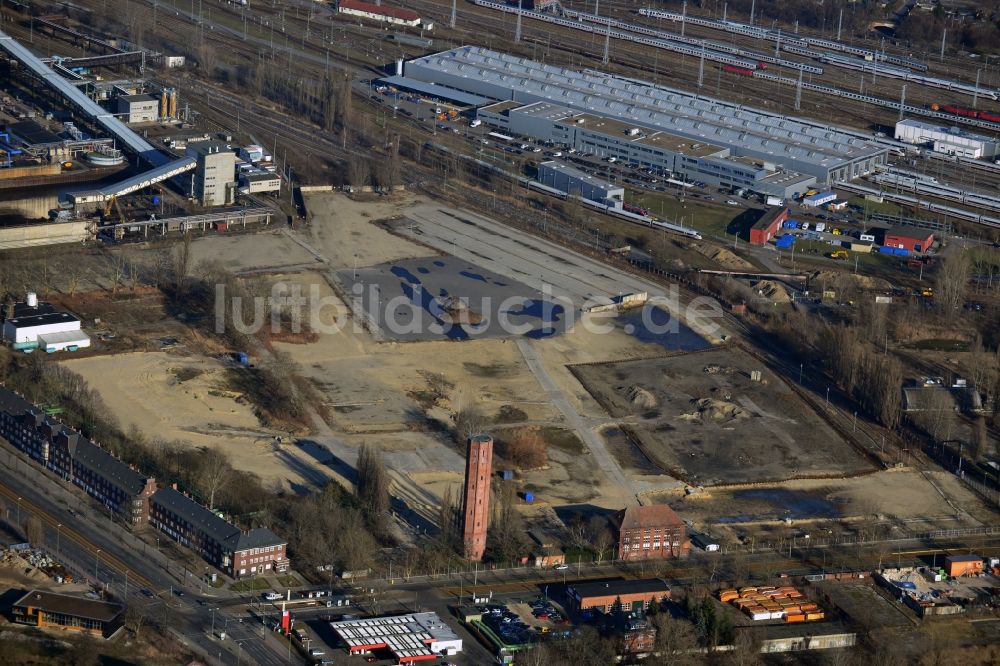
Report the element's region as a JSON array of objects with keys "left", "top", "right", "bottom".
[
  {"left": 618, "top": 305, "right": 711, "bottom": 352},
  {"left": 390, "top": 265, "right": 422, "bottom": 285},
  {"left": 718, "top": 489, "right": 841, "bottom": 522},
  {"left": 460, "top": 270, "right": 488, "bottom": 283},
  {"left": 602, "top": 427, "right": 663, "bottom": 475},
  {"left": 504, "top": 298, "right": 565, "bottom": 323}
]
